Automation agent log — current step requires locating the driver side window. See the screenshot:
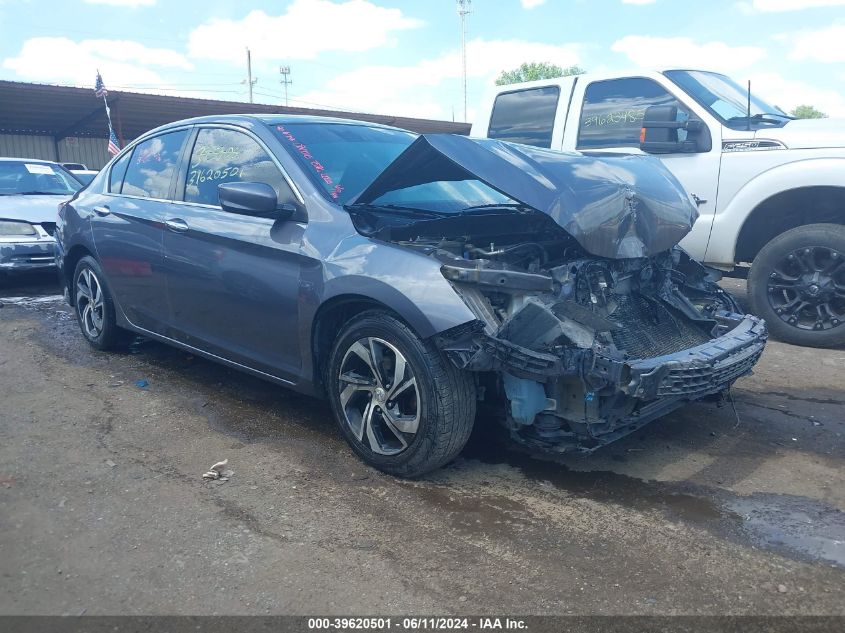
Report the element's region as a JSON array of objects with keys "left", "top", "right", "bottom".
[
  {"left": 577, "top": 78, "right": 689, "bottom": 149},
  {"left": 184, "top": 128, "right": 293, "bottom": 207}
]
